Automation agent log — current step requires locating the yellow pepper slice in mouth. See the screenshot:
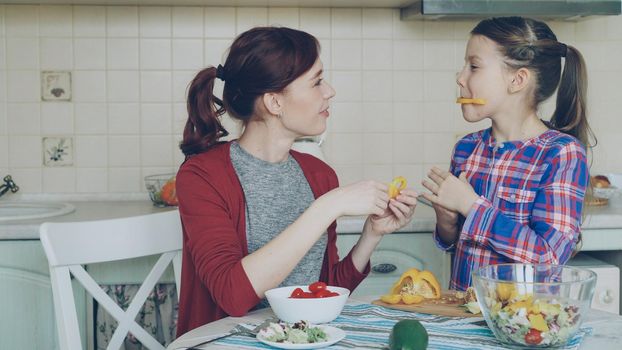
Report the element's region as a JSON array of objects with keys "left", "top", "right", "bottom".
[
  {"left": 388, "top": 176, "right": 407, "bottom": 199},
  {"left": 456, "top": 97, "right": 487, "bottom": 105}
]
